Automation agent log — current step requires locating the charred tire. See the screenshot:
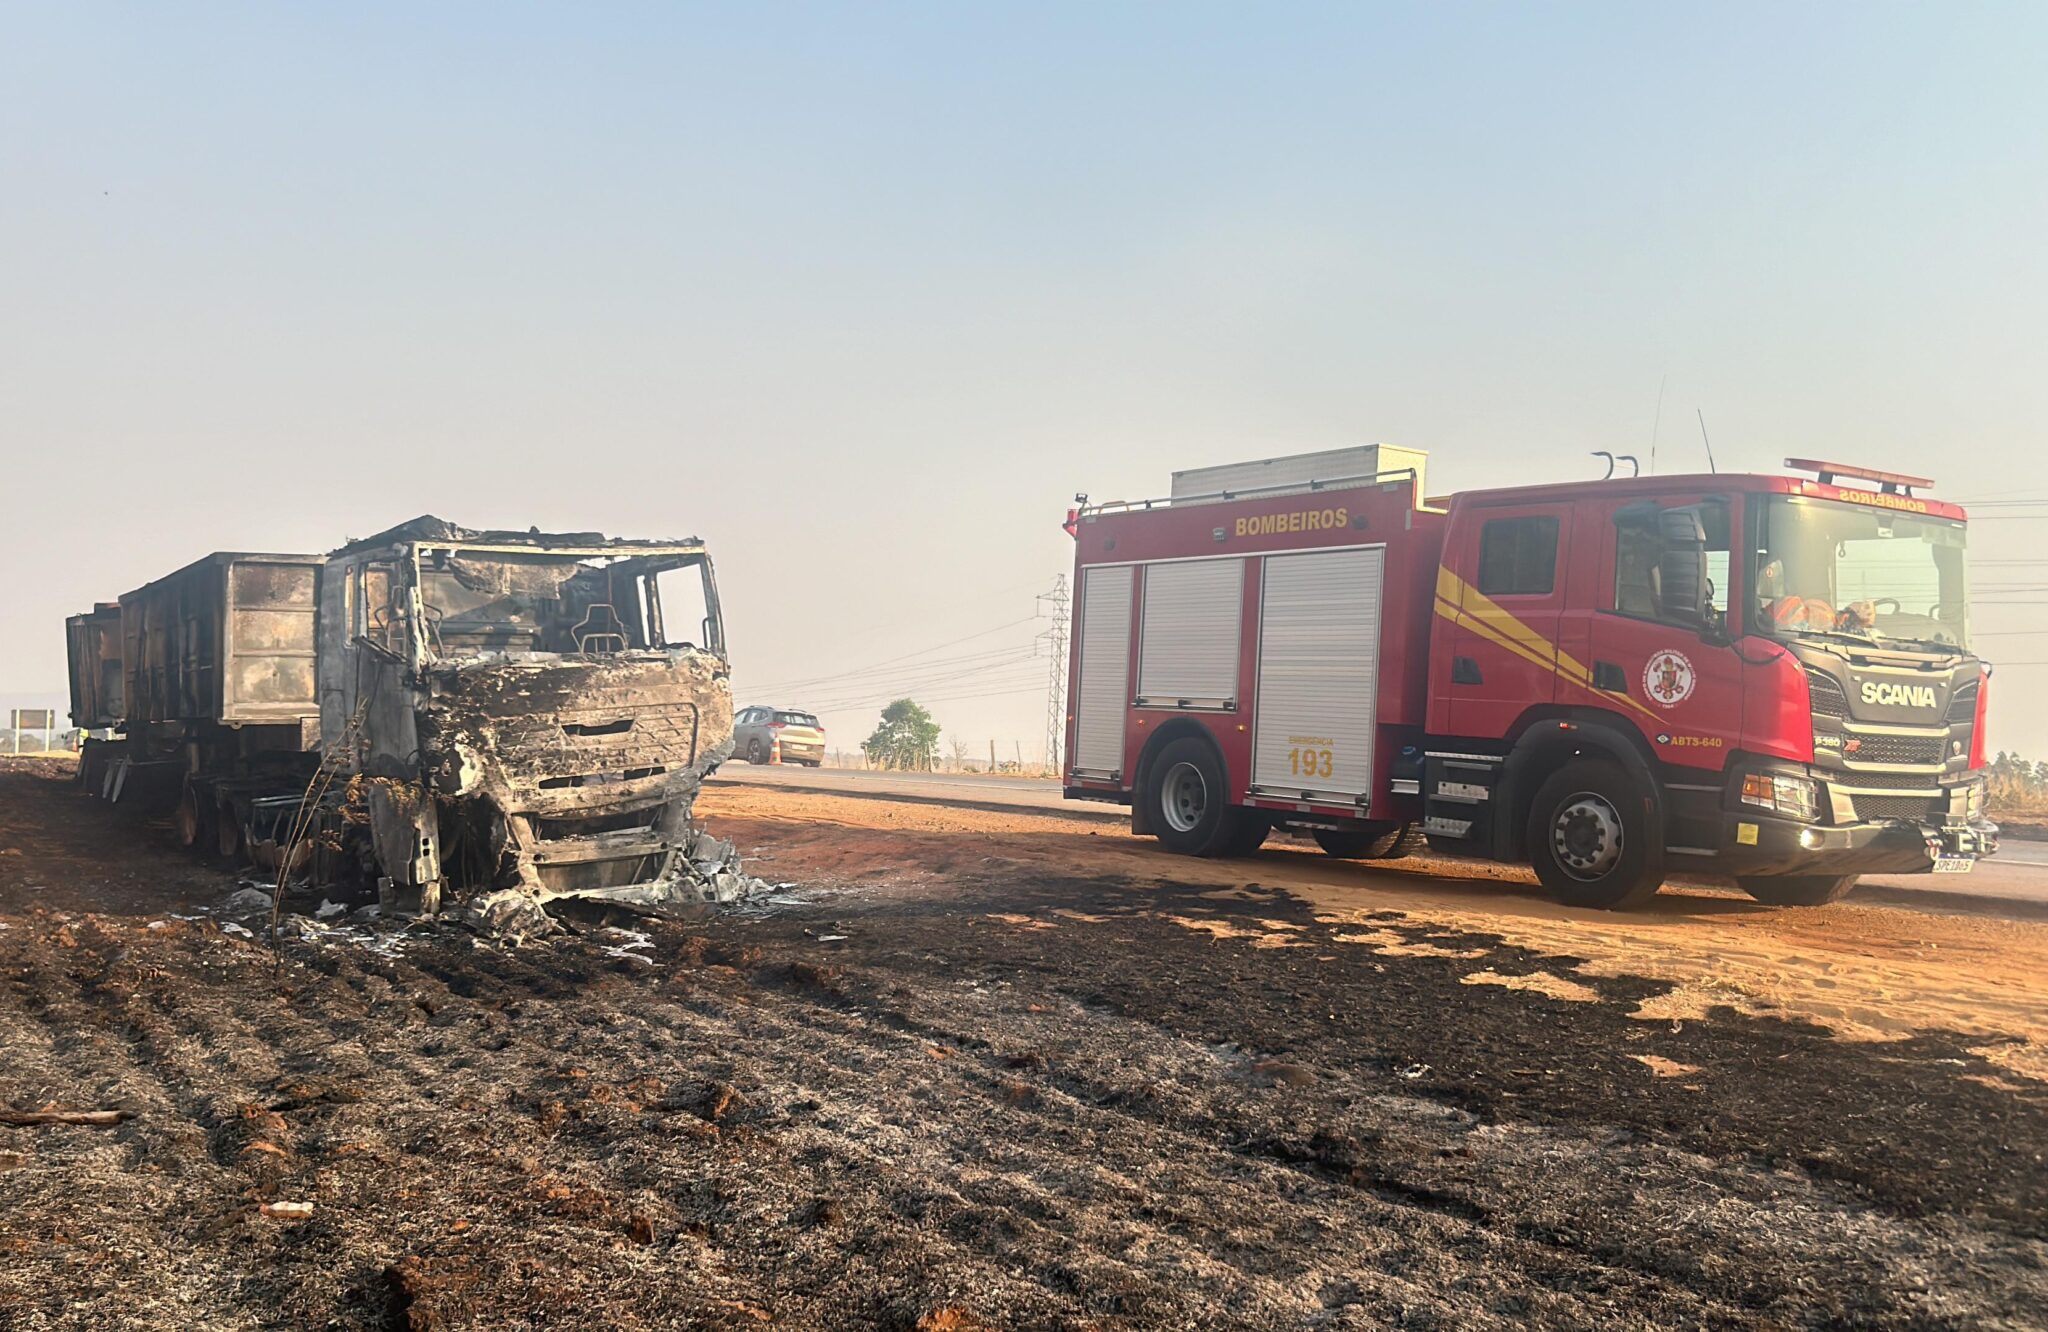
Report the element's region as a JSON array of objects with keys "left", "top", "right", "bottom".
[
  {"left": 1526, "top": 760, "right": 1665, "bottom": 910},
  {"left": 216, "top": 801, "right": 244, "bottom": 863},
  {"left": 1315, "top": 822, "right": 1410, "bottom": 860},
  {"left": 1737, "top": 874, "right": 1858, "bottom": 907},
  {"left": 1146, "top": 735, "right": 1250, "bottom": 858},
  {"left": 746, "top": 738, "right": 766, "bottom": 764},
  {"left": 173, "top": 784, "right": 213, "bottom": 851}
]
